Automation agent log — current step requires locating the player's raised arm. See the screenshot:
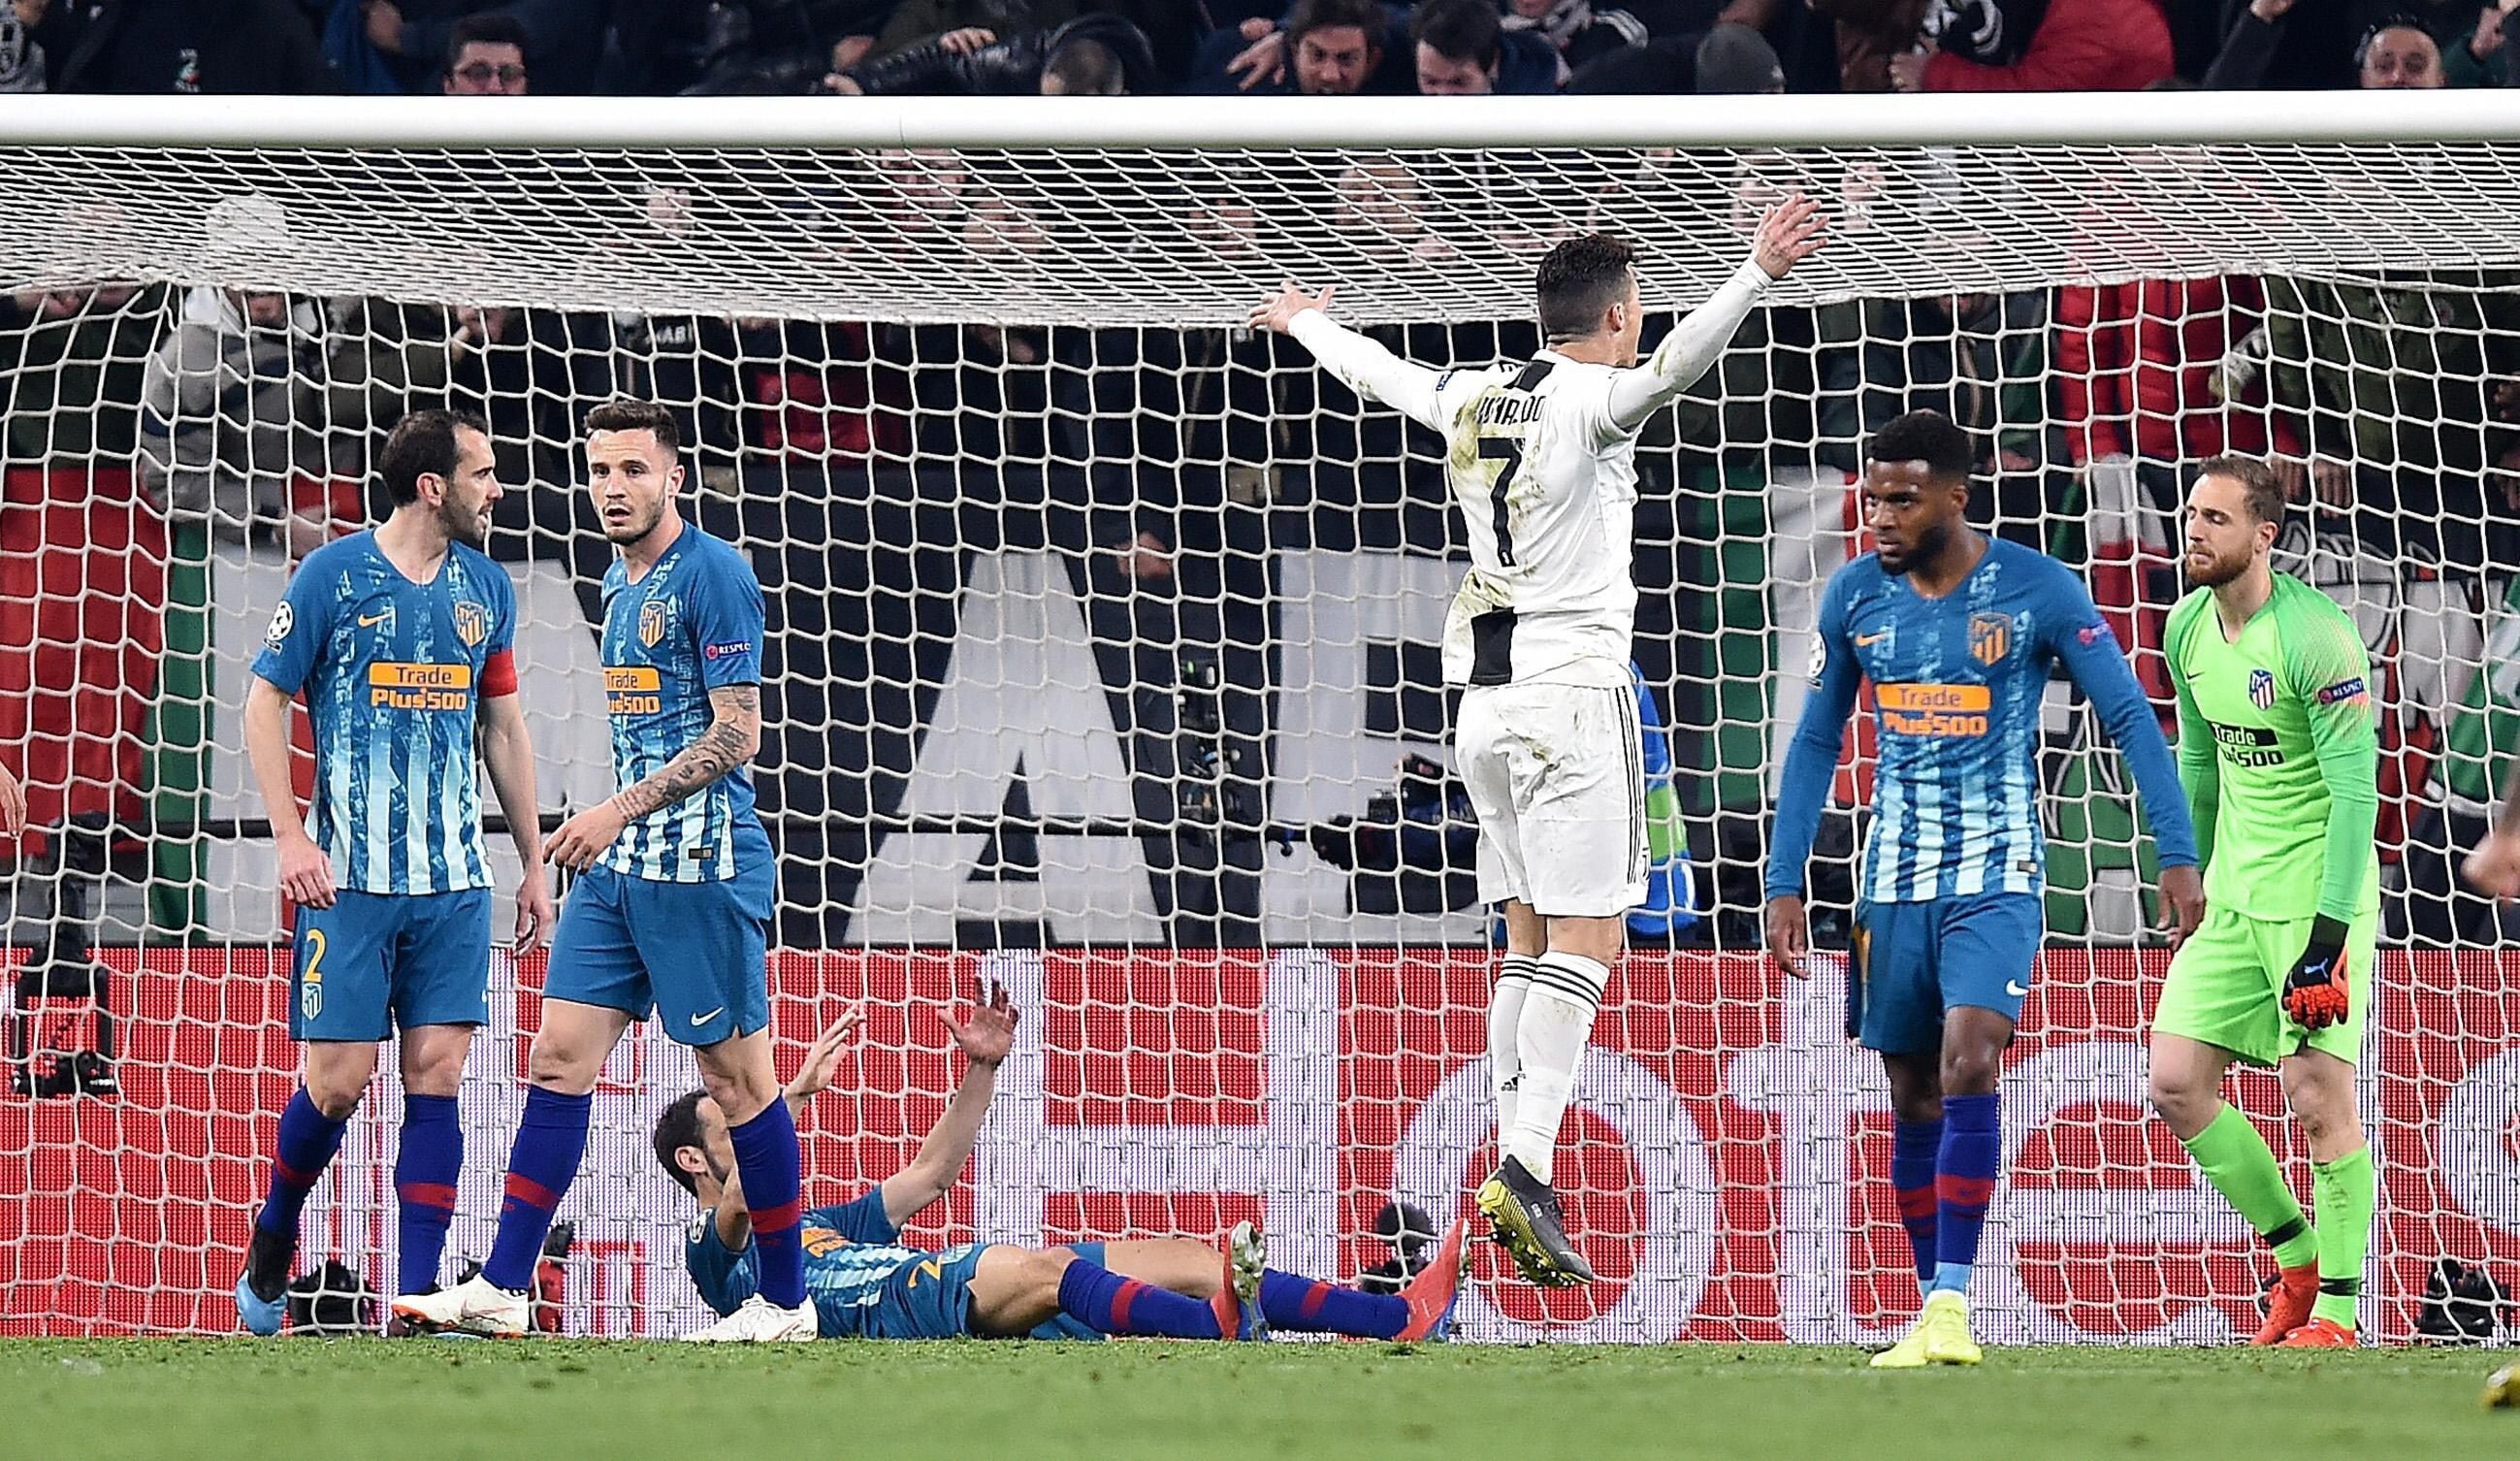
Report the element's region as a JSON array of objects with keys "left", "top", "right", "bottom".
[
  {"left": 1762, "top": 569, "right": 1865, "bottom": 976},
  {"left": 1602, "top": 197, "right": 1824, "bottom": 435},
  {"left": 1252, "top": 280, "right": 1453, "bottom": 435},
  {"left": 2048, "top": 570, "right": 2205, "bottom": 942},
  {"left": 880, "top": 979, "right": 1019, "bottom": 1228}
]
